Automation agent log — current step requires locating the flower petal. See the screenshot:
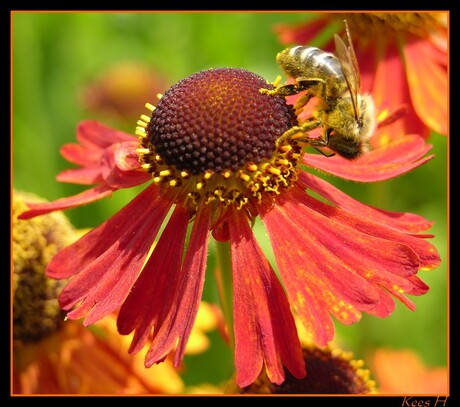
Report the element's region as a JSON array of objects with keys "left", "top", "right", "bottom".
[
  {"left": 260, "top": 185, "right": 424, "bottom": 342},
  {"left": 297, "top": 176, "right": 440, "bottom": 270},
  {"left": 229, "top": 209, "right": 306, "bottom": 387},
  {"left": 56, "top": 166, "right": 104, "bottom": 185},
  {"left": 274, "top": 16, "right": 329, "bottom": 45},
  {"left": 60, "top": 120, "right": 136, "bottom": 166},
  {"left": 370, "top": 40, "right": 429, "bottom": 142},
  {"left": 143, "top": 205, "right": 212, "bottom": 367},
  {"left": 403, "top": 36, "right": 448, "bottom": 135},
  {"left": 302, "top": 134, "right": 434, "bottom": 182},
  {"left": 117, "top": 205, "right": 190, "bottom": 354},
  {"left": 100, "top": 141, "right": 151, "bottom": 188},
  {"left": 298, "top": 171, "right": 436, "bottom": 234},
  {"left": 18, "top": 184, "right": 114, "bottom": 219},
  {"left": 50, "top": 185, "right": 172, "bottom": 325}
]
